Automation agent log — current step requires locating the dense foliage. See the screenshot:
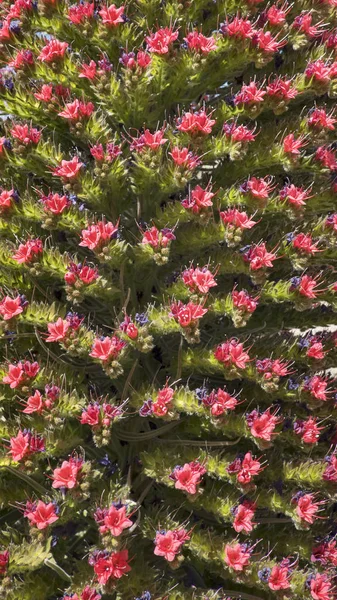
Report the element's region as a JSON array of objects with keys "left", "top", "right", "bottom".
[{"left": 1, "top": 0, "right": 337, "bottom": 598}]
